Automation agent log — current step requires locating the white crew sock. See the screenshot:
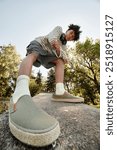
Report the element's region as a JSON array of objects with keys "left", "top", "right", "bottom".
[
  {"left": 55, "top": 83, "right": 65, "bottom": 95},
  {"left": 12, "top": 75, "right": 30, "bottom": 104}
]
